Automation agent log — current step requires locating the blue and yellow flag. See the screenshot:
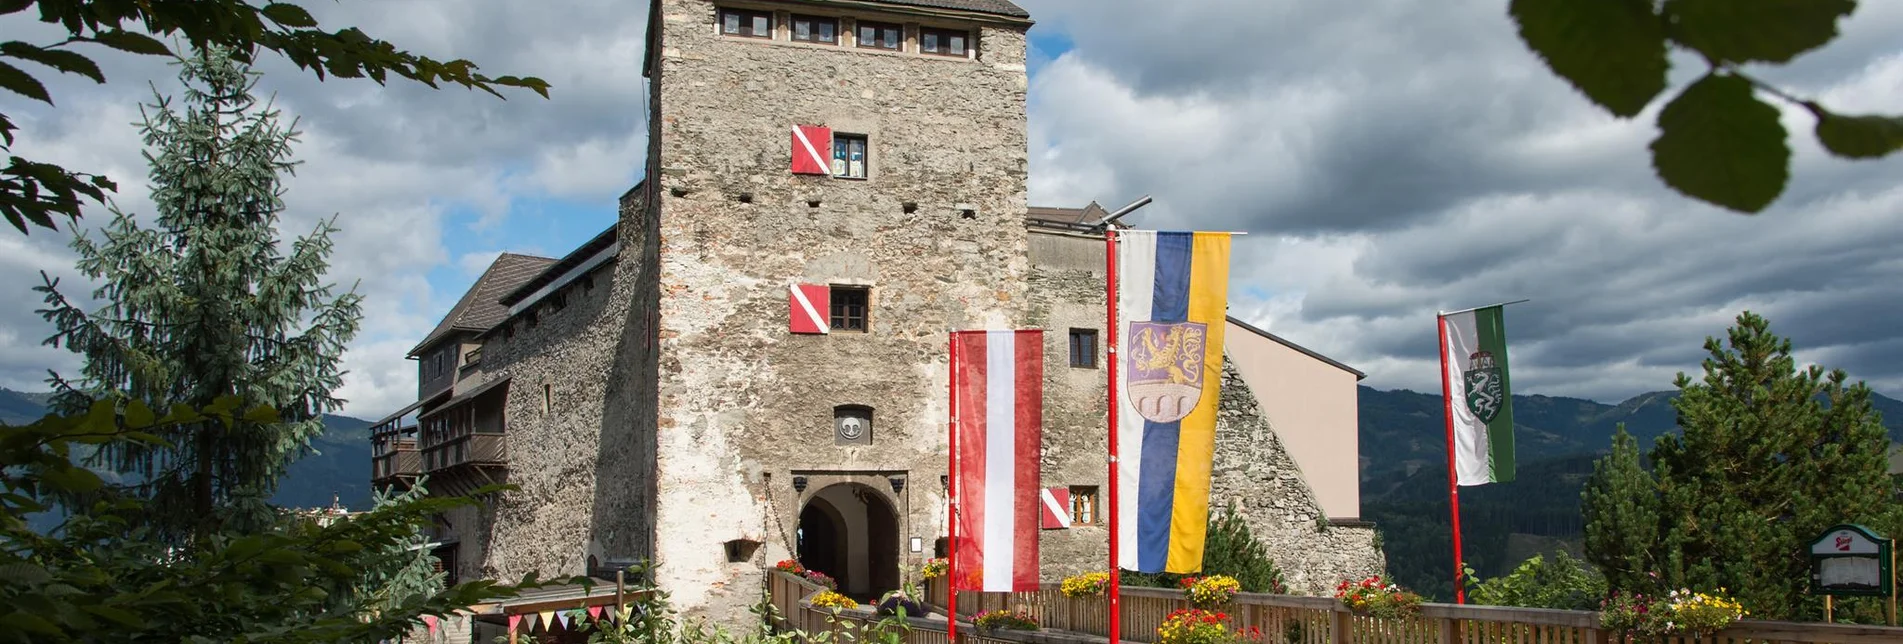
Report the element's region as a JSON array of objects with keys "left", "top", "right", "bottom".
[{"left": 1114, "top": 230, "right": 1232, "bottom": 574}]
